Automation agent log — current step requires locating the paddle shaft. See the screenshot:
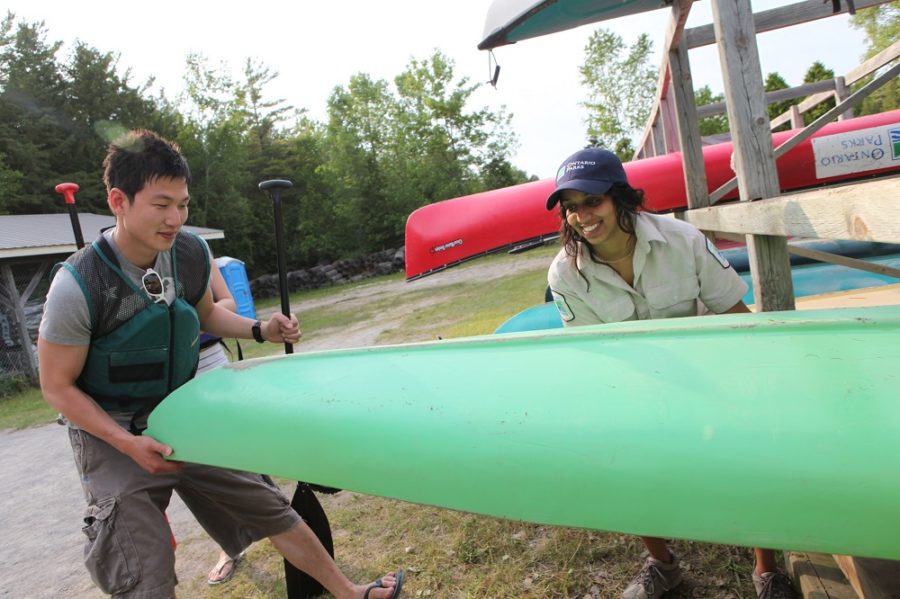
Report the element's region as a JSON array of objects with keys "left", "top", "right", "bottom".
[
  {"left": 259, "top": 180, "right": 294, "bottom": 354},
  {"left": 55, "top": 183, "right": 85, "bottom": 249}
]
